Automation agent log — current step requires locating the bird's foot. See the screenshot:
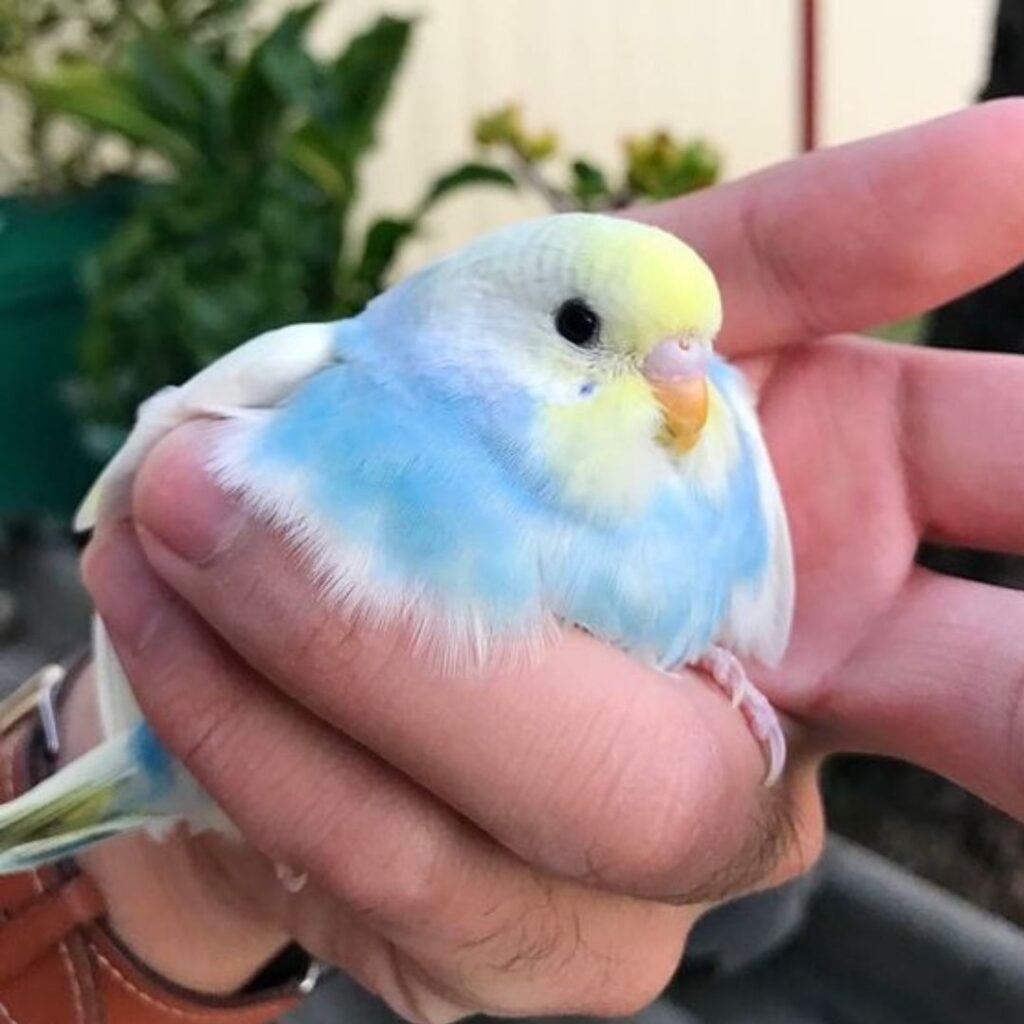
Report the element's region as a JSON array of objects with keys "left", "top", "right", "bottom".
[{"left": 694, "top": 646, "right": 786, "bottom": 786}]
